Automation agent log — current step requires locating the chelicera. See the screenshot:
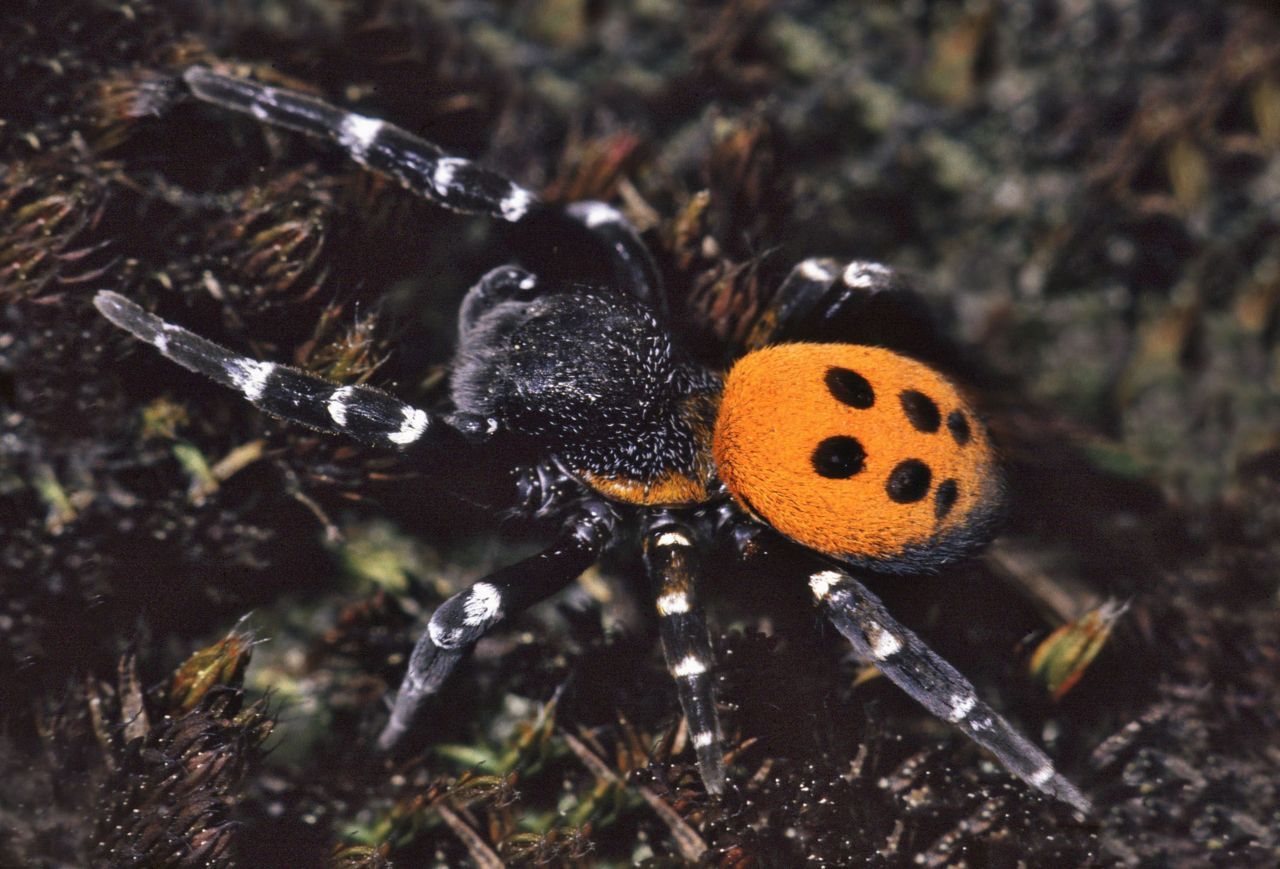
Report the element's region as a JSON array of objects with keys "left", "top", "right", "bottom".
[{"left": 95, "top": 66, "right": 1089, "bottom": 812}]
